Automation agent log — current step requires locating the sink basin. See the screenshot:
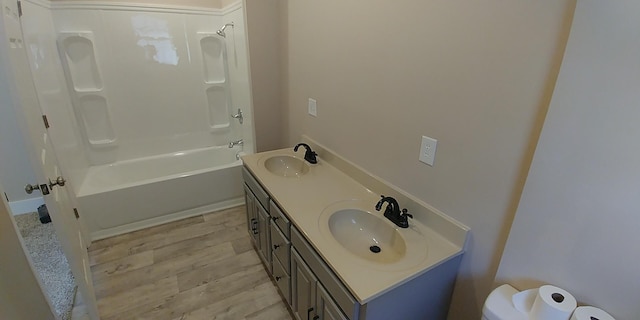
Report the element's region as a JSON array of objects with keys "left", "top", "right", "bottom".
[
  {"left": 264, "top": 155, "right": 309, "bottom": 178},
  {"left": 328, "top": 209, "right": 406, "bottom": 264}
]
